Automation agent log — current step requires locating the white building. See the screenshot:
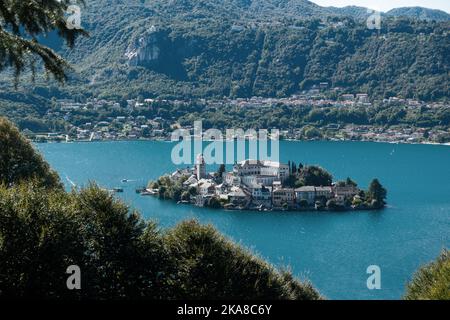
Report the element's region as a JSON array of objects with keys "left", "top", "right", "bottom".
[
  {"left": 248, "top": 184, "right": 272, "bottom": 207},
  {"left": 233, "top": 160, "right": 289, "bottom": 183},
  {"left": 295, "top": 186, "right": 333, "bottom": 205},
  {"left": 241, "top": 175, "right": 280, "bottom": 187},
  {"left": 224, "top": 172, "right": 241, "bottom": 186},
  {"left": 198, "top": 179, "right": 215, "bottom": 195},
  {"left": 295, "top": 186, "right": 316, "bottom": 205}
]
